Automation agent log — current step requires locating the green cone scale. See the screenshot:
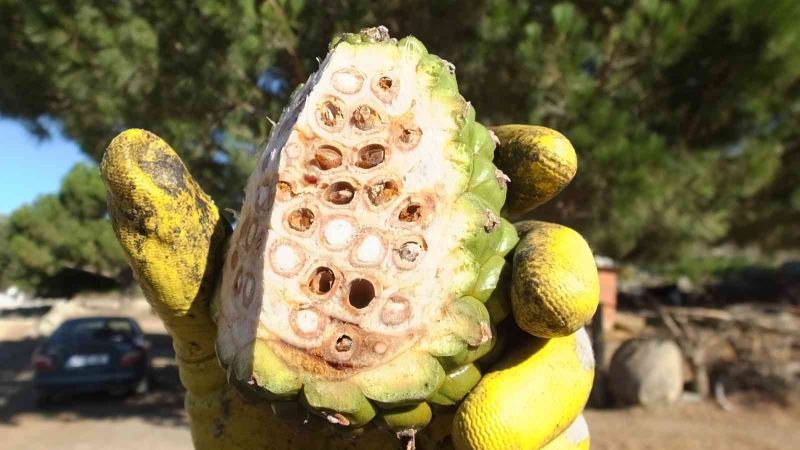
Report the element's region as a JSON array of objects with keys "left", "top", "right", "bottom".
[{"left": 213, "top": 26, "right": 518, "bottom": 433}]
